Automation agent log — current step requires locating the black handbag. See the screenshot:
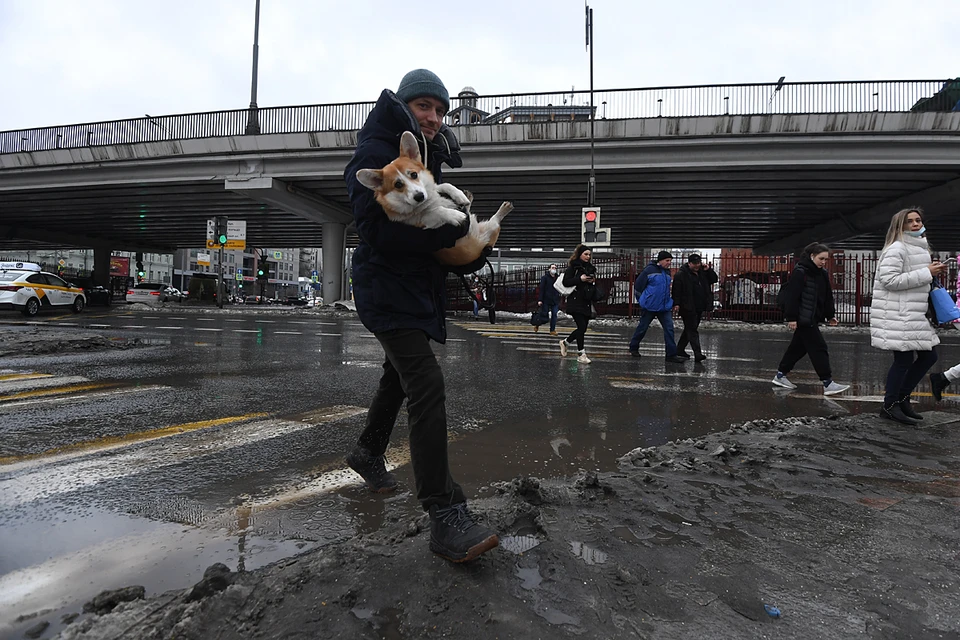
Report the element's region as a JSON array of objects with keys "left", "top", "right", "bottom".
[{"left": 530, "top": 307, "right": 549, "bottom": 326}]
